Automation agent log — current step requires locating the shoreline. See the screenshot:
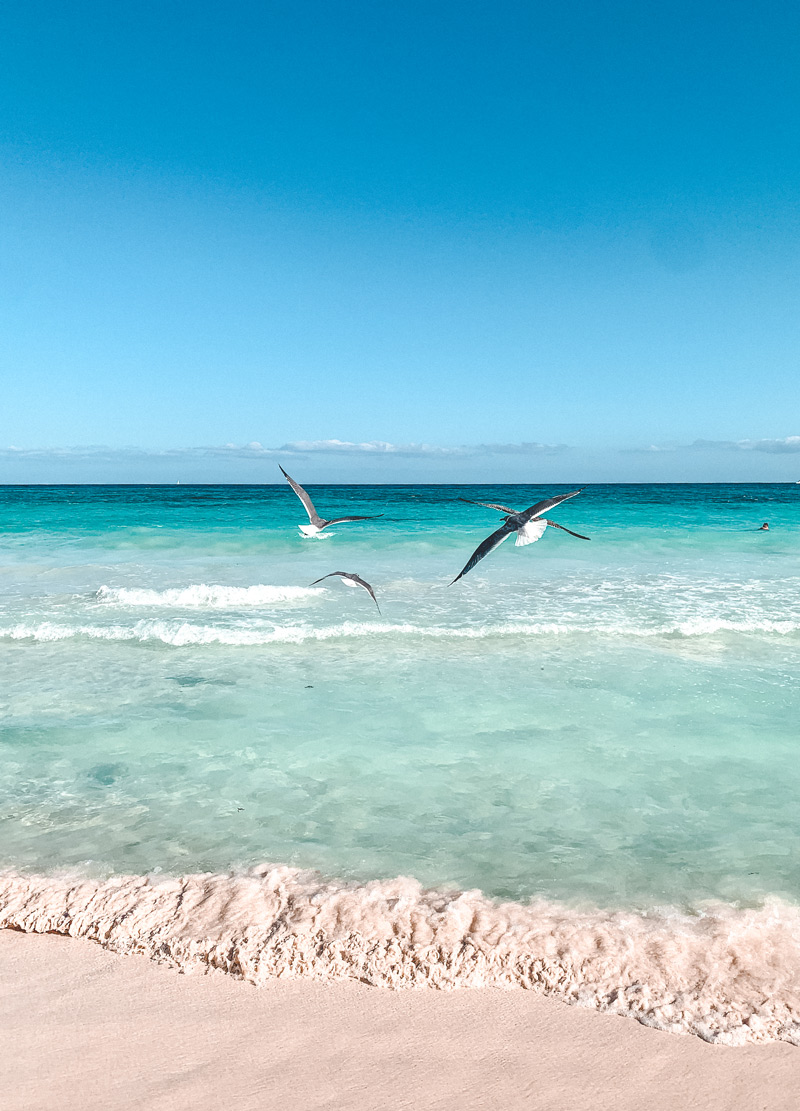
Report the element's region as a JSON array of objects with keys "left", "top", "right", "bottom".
[
  {"left": 3, "top": 865, "right": 800, "bottom": 1046},
  {"left": 3, "top": 928, "right": 799, "bottom": 1111}
]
